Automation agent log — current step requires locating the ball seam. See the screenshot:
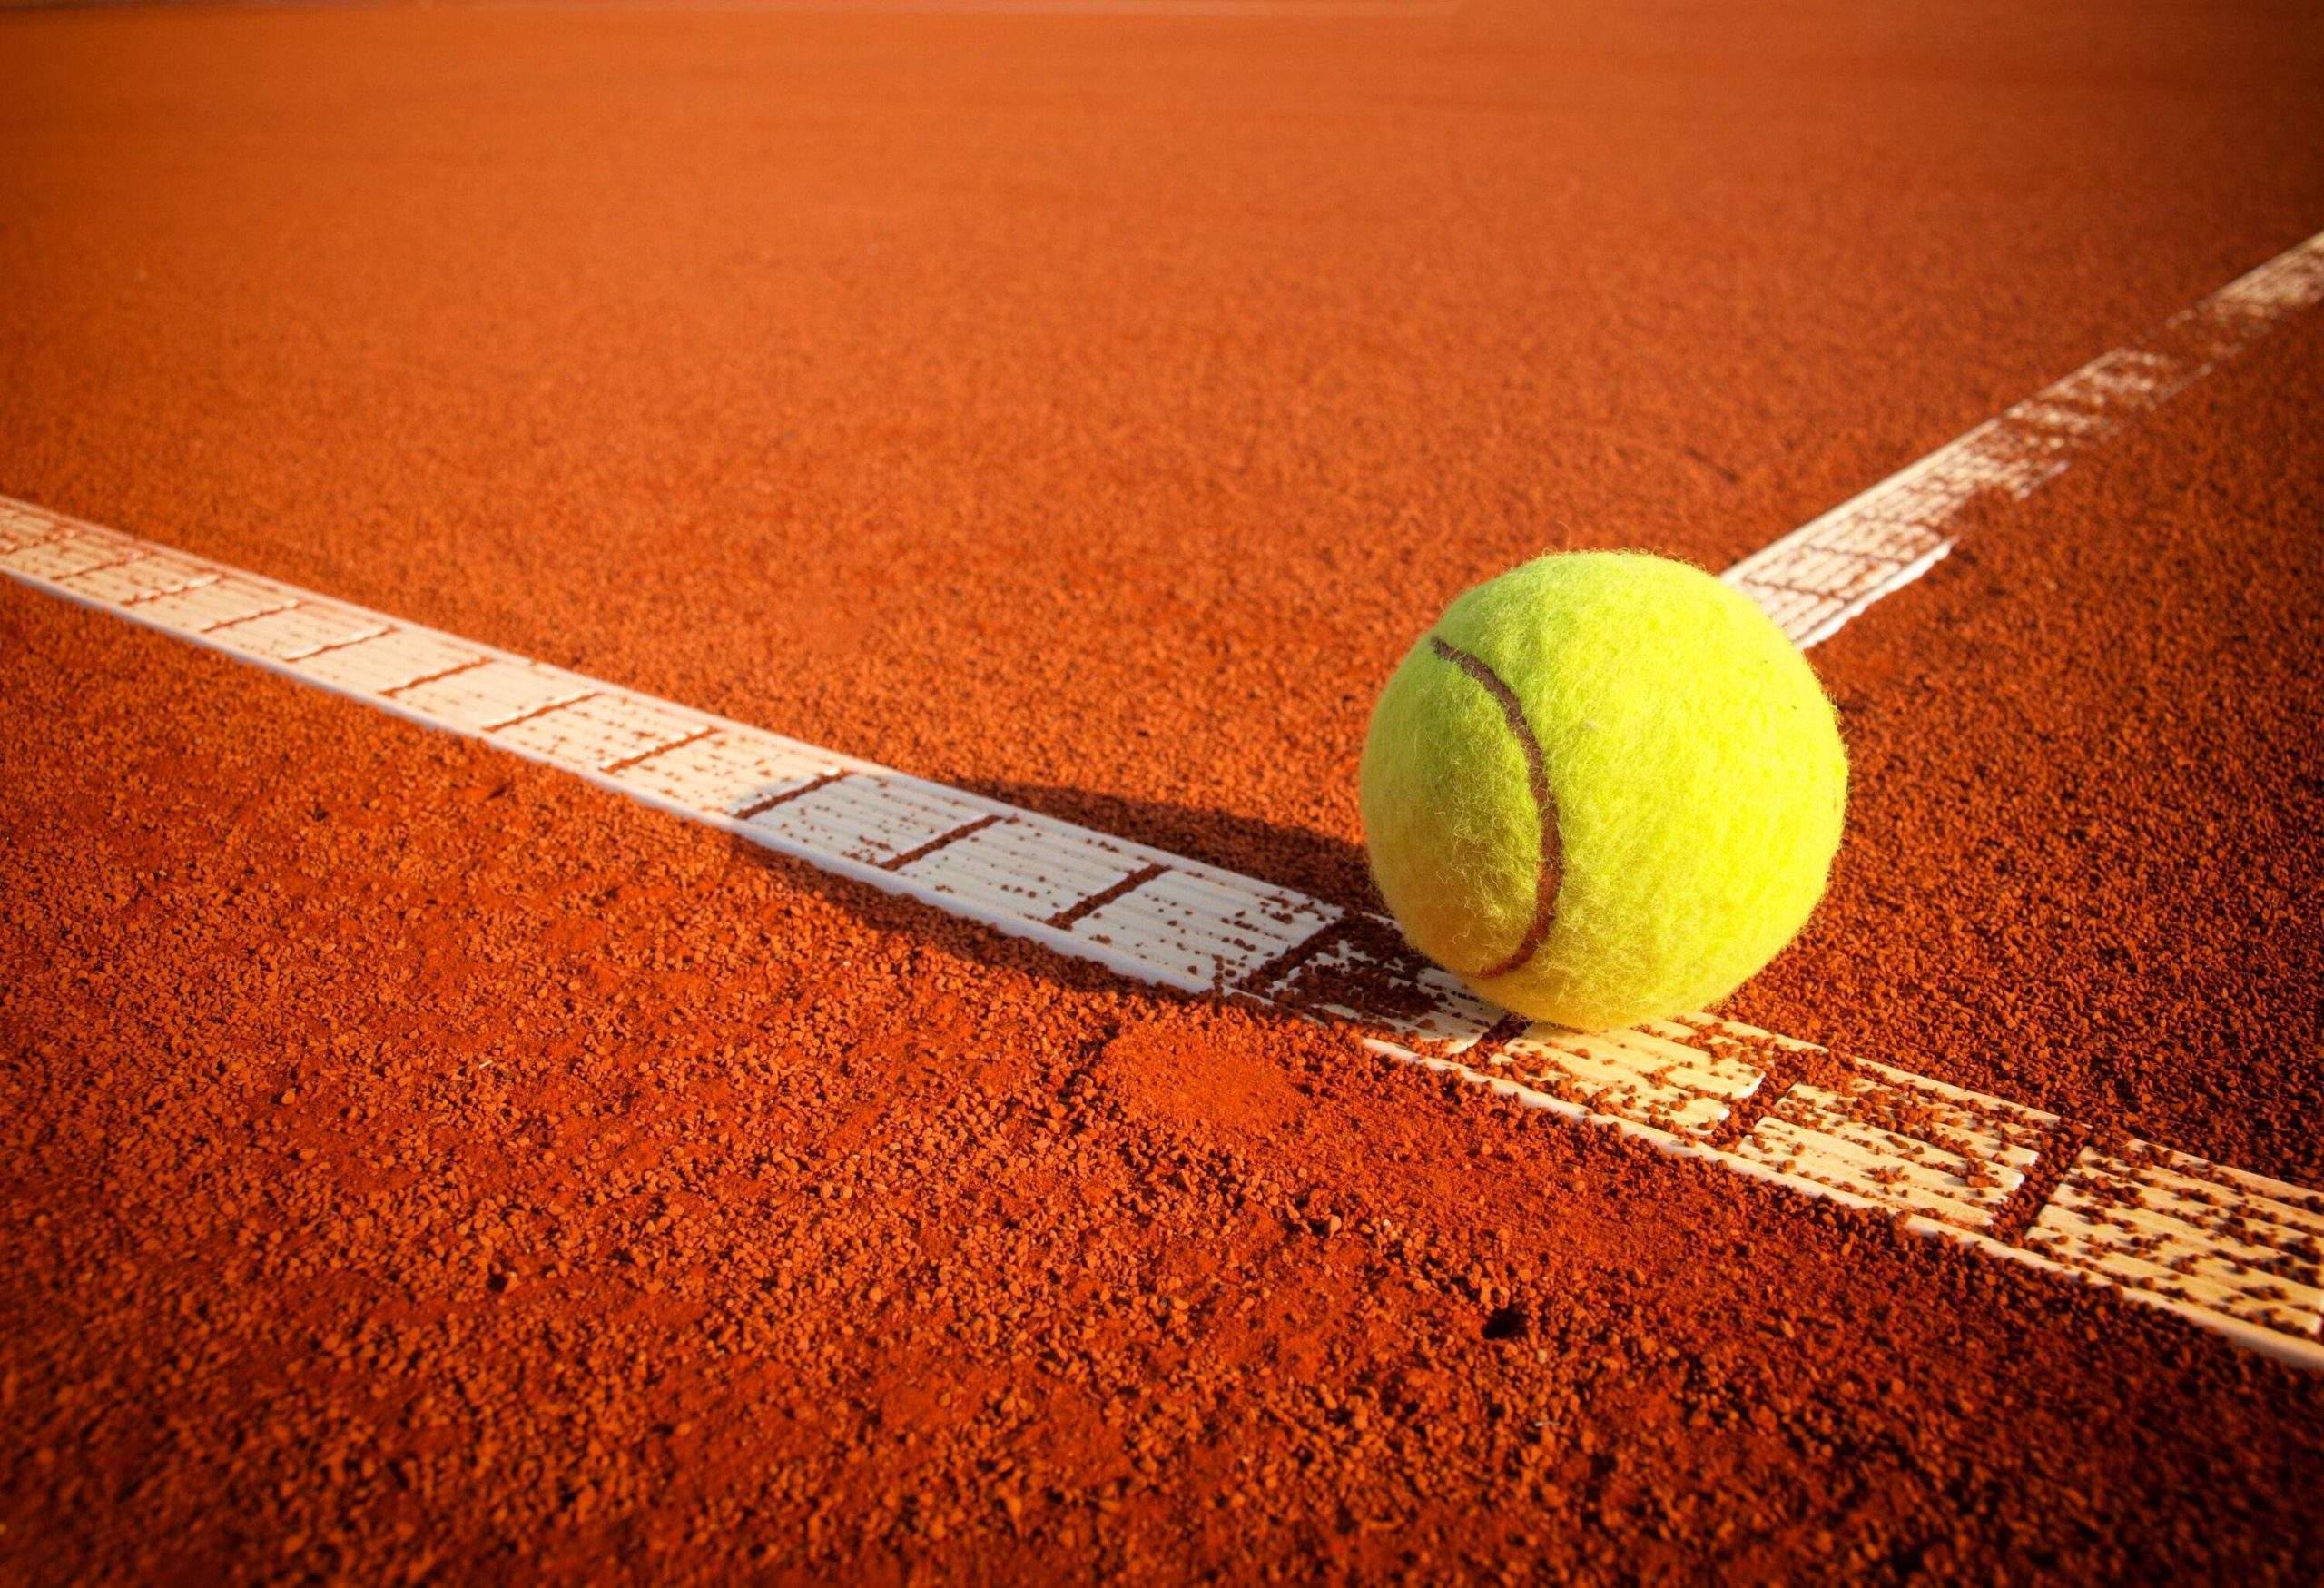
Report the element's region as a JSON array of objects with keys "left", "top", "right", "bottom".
[{"left": 1424, "top": 635, "right": 1562, "bottom": 982}]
